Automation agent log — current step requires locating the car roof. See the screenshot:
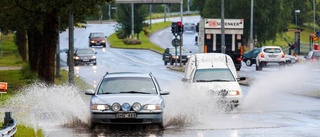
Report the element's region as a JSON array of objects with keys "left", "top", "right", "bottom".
[
  {"left": 262, "top": 46, "right": 281, "bottom": 48},
  {"left": 104, "top": 72, "right": 152, "bottom": 79}
]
